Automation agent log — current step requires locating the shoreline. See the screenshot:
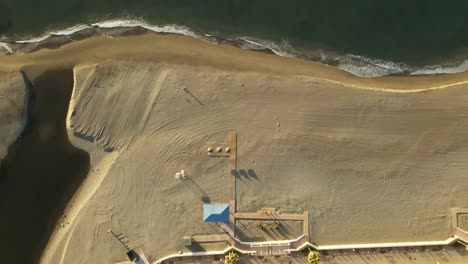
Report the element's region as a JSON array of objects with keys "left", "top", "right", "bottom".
[
  {"left": 2, "top": 32, "right": 468, "bottom": 92},
  {"left": 2, "top": 20, "right": 468, "bottom": 77}
]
